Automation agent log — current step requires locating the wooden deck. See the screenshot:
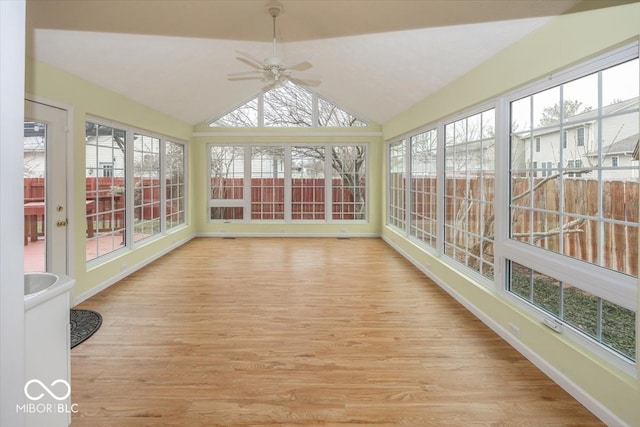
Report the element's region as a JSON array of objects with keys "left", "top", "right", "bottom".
[{"left": 70, "top": 237, "right": 603, "bottom": 426}]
